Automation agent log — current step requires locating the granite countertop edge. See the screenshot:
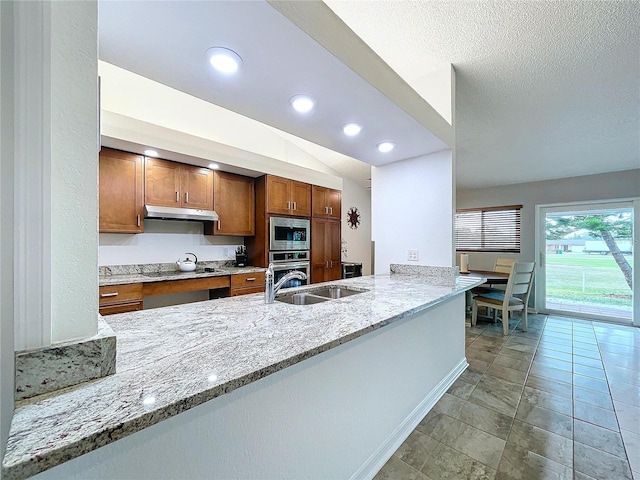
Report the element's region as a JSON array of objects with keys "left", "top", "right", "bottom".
[
  {"left": 99, "top": 266, "right": 266, "bottom": 286},
  {"left": 2, "top": 274, "right": 484, "bottom": 480}
]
